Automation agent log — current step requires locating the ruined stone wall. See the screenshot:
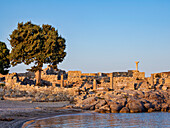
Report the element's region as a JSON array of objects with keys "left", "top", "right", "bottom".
[
  {"left": 133, "top": 72, "right": 145, "bottom": 79},
  {"left": 67, "top": 71, "right": 82, "bottom": 82},
  {"left": 113, "top": 77, "right": 135, "bottom": 90},
  {"left": 81, "top": 73, "right": 98, "bottom": 77},
  {"left": 41, "top": 75, "right": 58, "bottom": 82},
  {"left": 164, "top": 77, "right": 170, "bottom": 88}
]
